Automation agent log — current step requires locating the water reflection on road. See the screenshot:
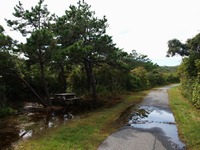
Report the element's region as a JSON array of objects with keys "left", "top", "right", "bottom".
[{"left": 127, "top": 105, "right": 185, "bottom": 149}]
